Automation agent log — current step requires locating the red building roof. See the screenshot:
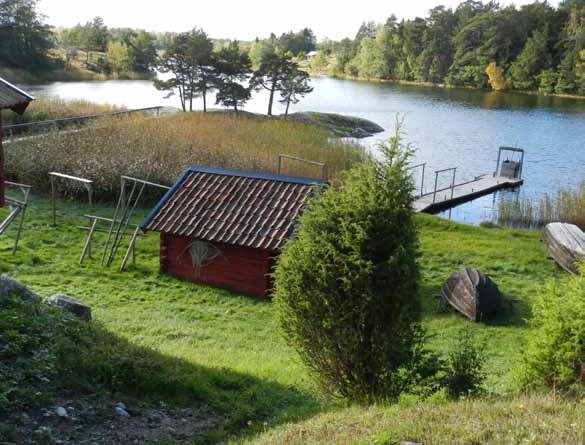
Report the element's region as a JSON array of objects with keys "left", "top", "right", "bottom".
[{"left": 142, "top": 166, "right": 325, "bottom": 251}]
